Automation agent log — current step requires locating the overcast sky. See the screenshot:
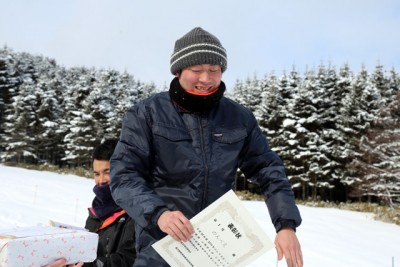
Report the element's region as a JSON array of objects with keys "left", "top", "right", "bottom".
[{"left": 1, "top": 0, "right": 399, "bottom": 90}]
